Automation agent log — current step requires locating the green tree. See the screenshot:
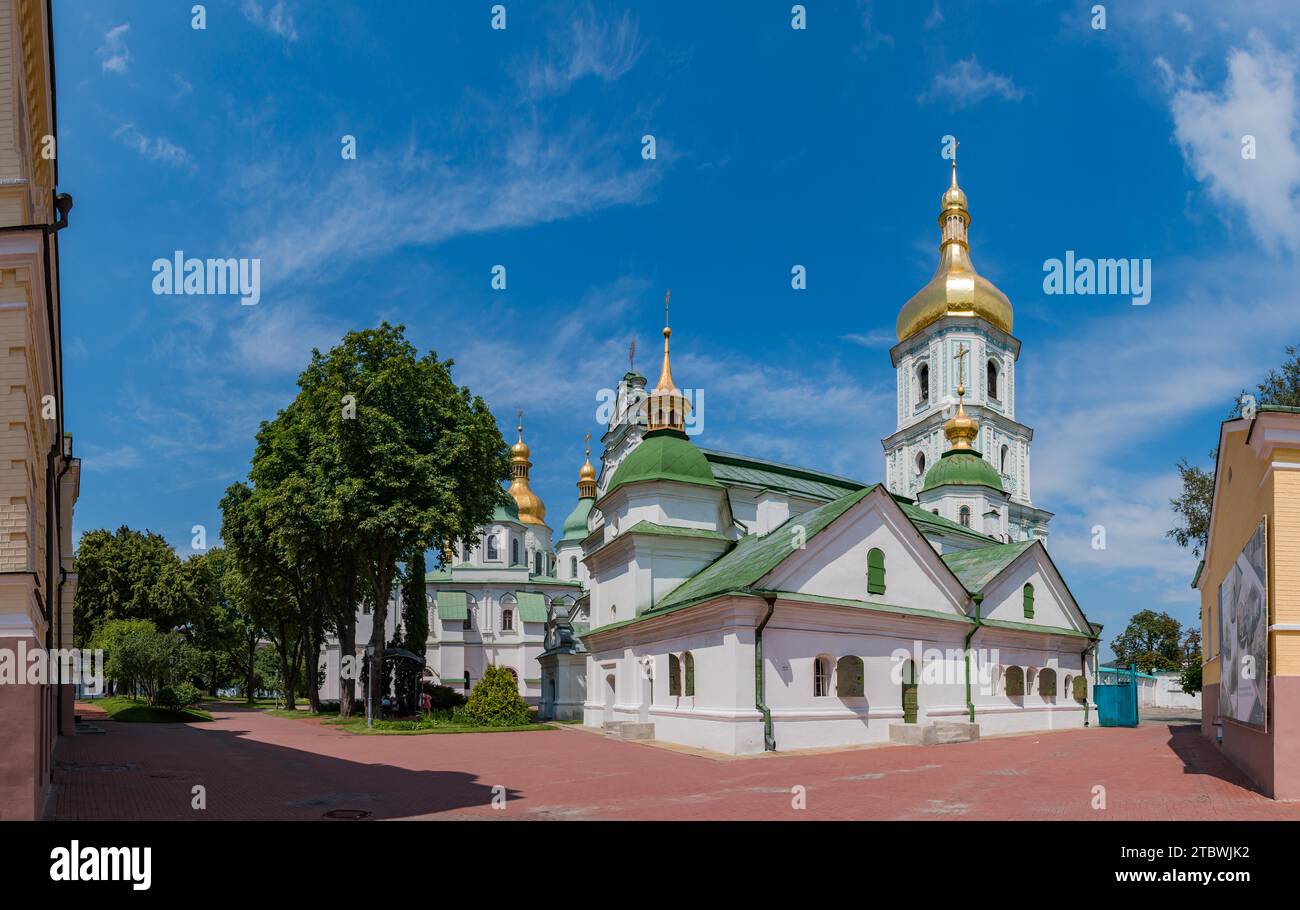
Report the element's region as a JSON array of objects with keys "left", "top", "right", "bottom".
[
  {"left": 395, "top": 547, "right": 429, "bottom": 712},
  {"left": 1111, "top": 610, "right": 1184, "bottom": 674},
  {"left": 73, "top": 527, "right": 192, "bottom": 645},
  {"left": 1170, "top": 344, "right": 1300, "bottom": 556},
  {"left": 1179, "top": 628, "right": 1204, "bottom": 695},
  {"left": 295, "top": 323, "right": 507, "bottom": 721}
]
